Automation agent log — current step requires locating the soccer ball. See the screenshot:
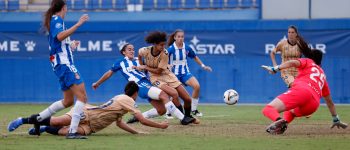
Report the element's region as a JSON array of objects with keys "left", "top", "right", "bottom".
[{"left": 223, "top": 89, "right": 239, "bottom": 105}]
